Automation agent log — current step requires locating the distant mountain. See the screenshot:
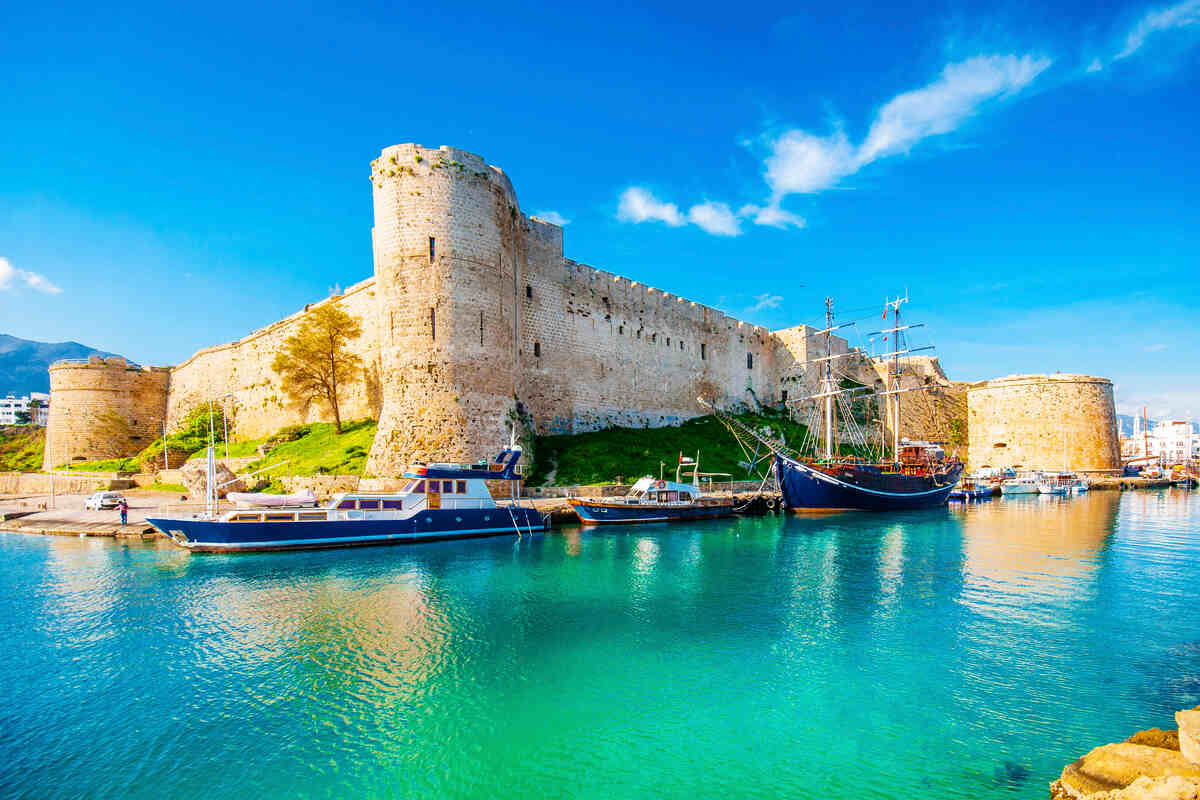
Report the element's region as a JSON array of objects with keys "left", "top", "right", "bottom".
[{"left": 0, "top": 334, "right": 123, "bottom": 396}]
